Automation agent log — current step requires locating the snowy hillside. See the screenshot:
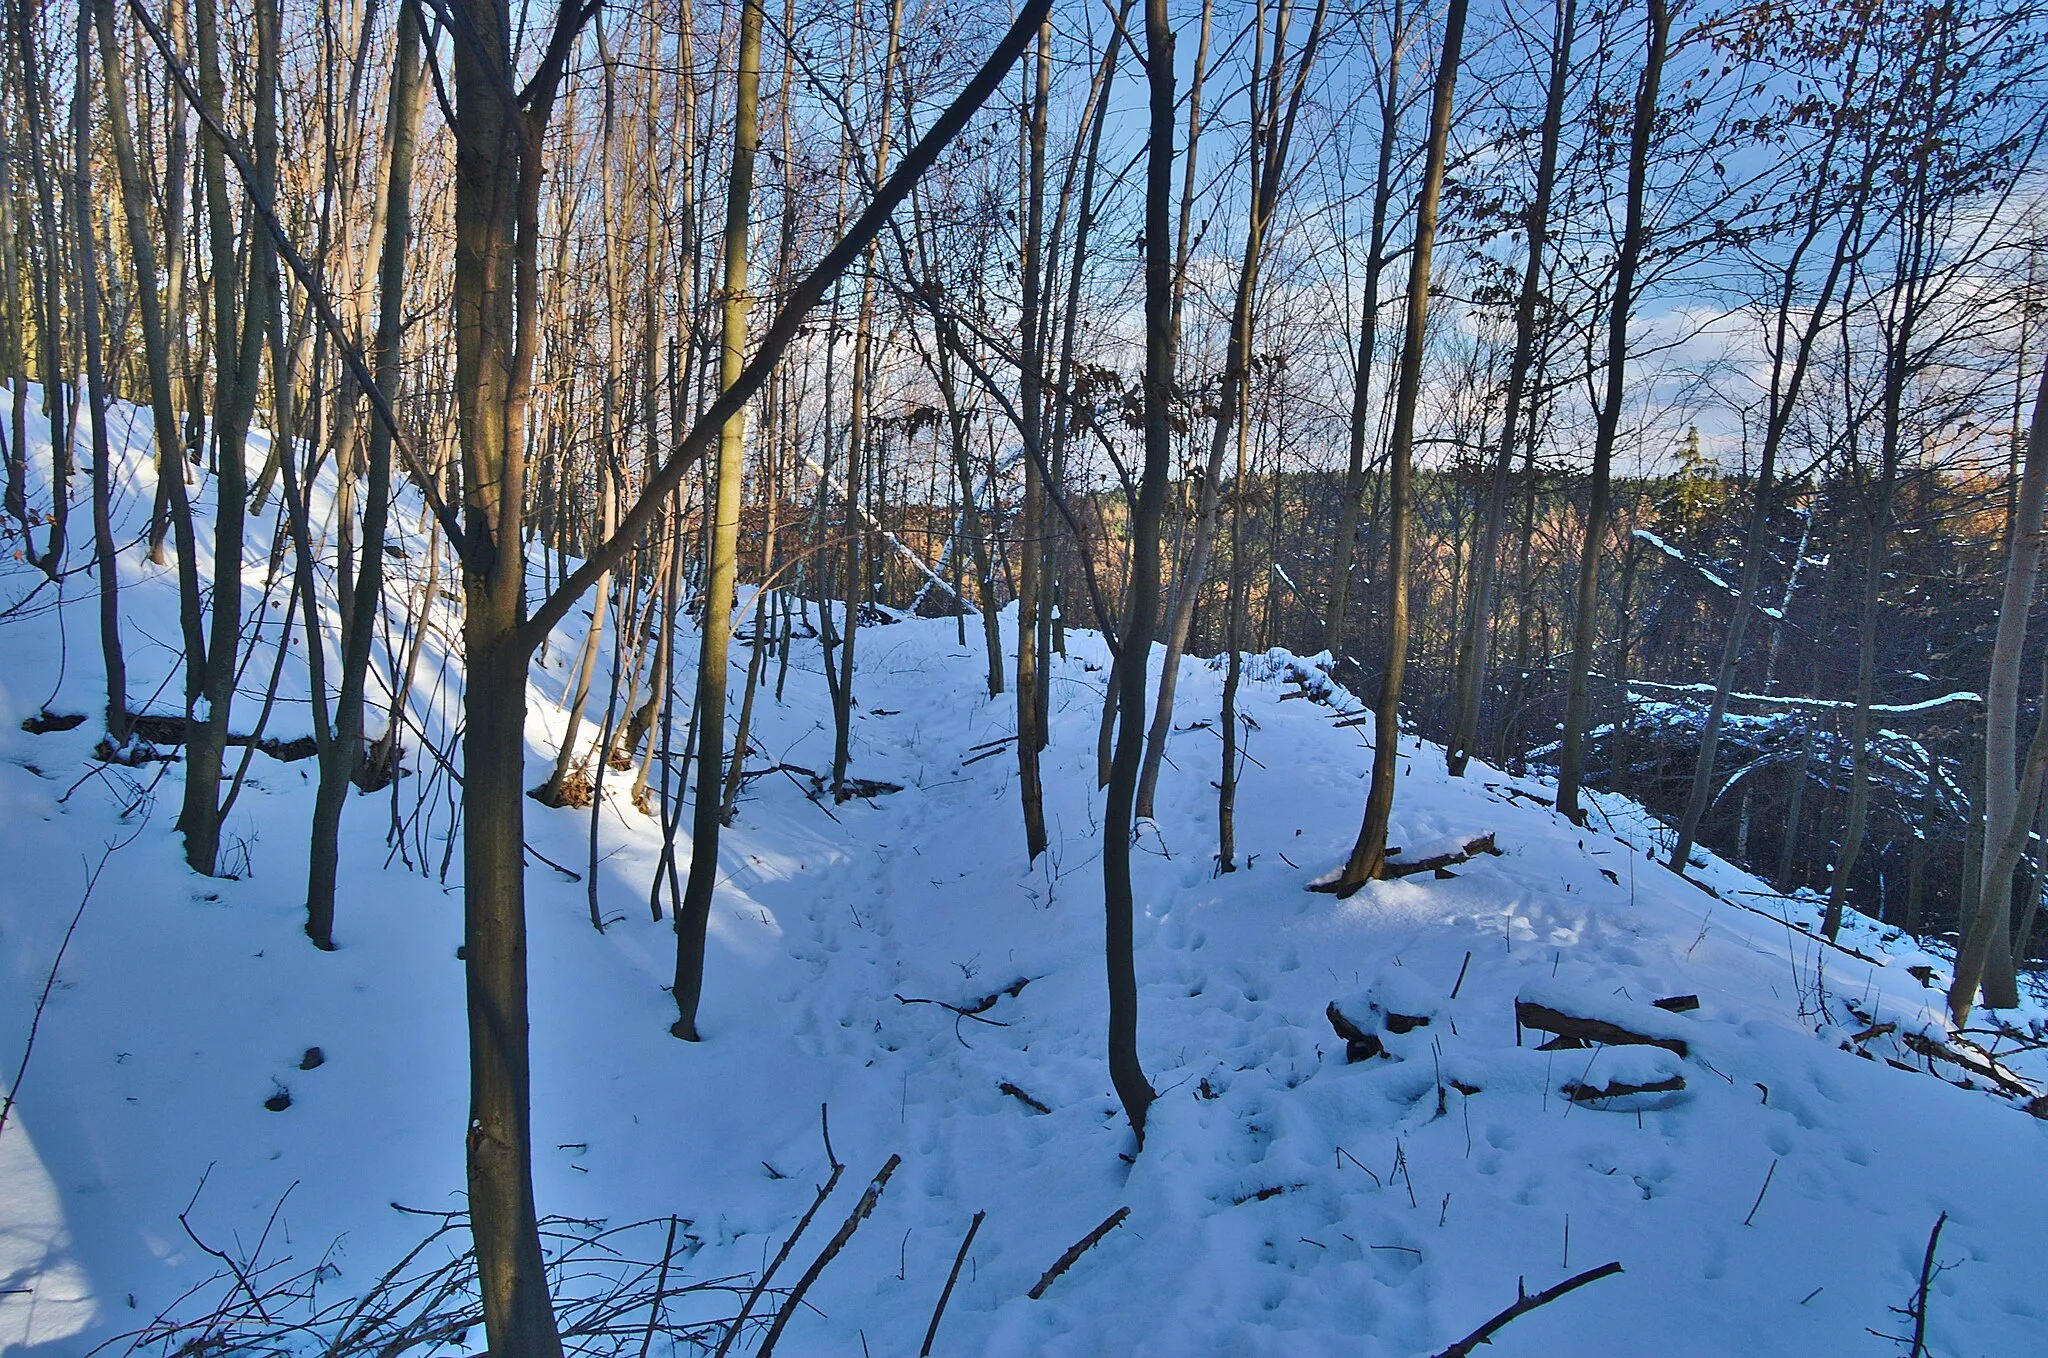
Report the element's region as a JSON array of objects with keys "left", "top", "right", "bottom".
[{"left": 3, "top": 398, "right": 2047, "bottom": 1357}]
